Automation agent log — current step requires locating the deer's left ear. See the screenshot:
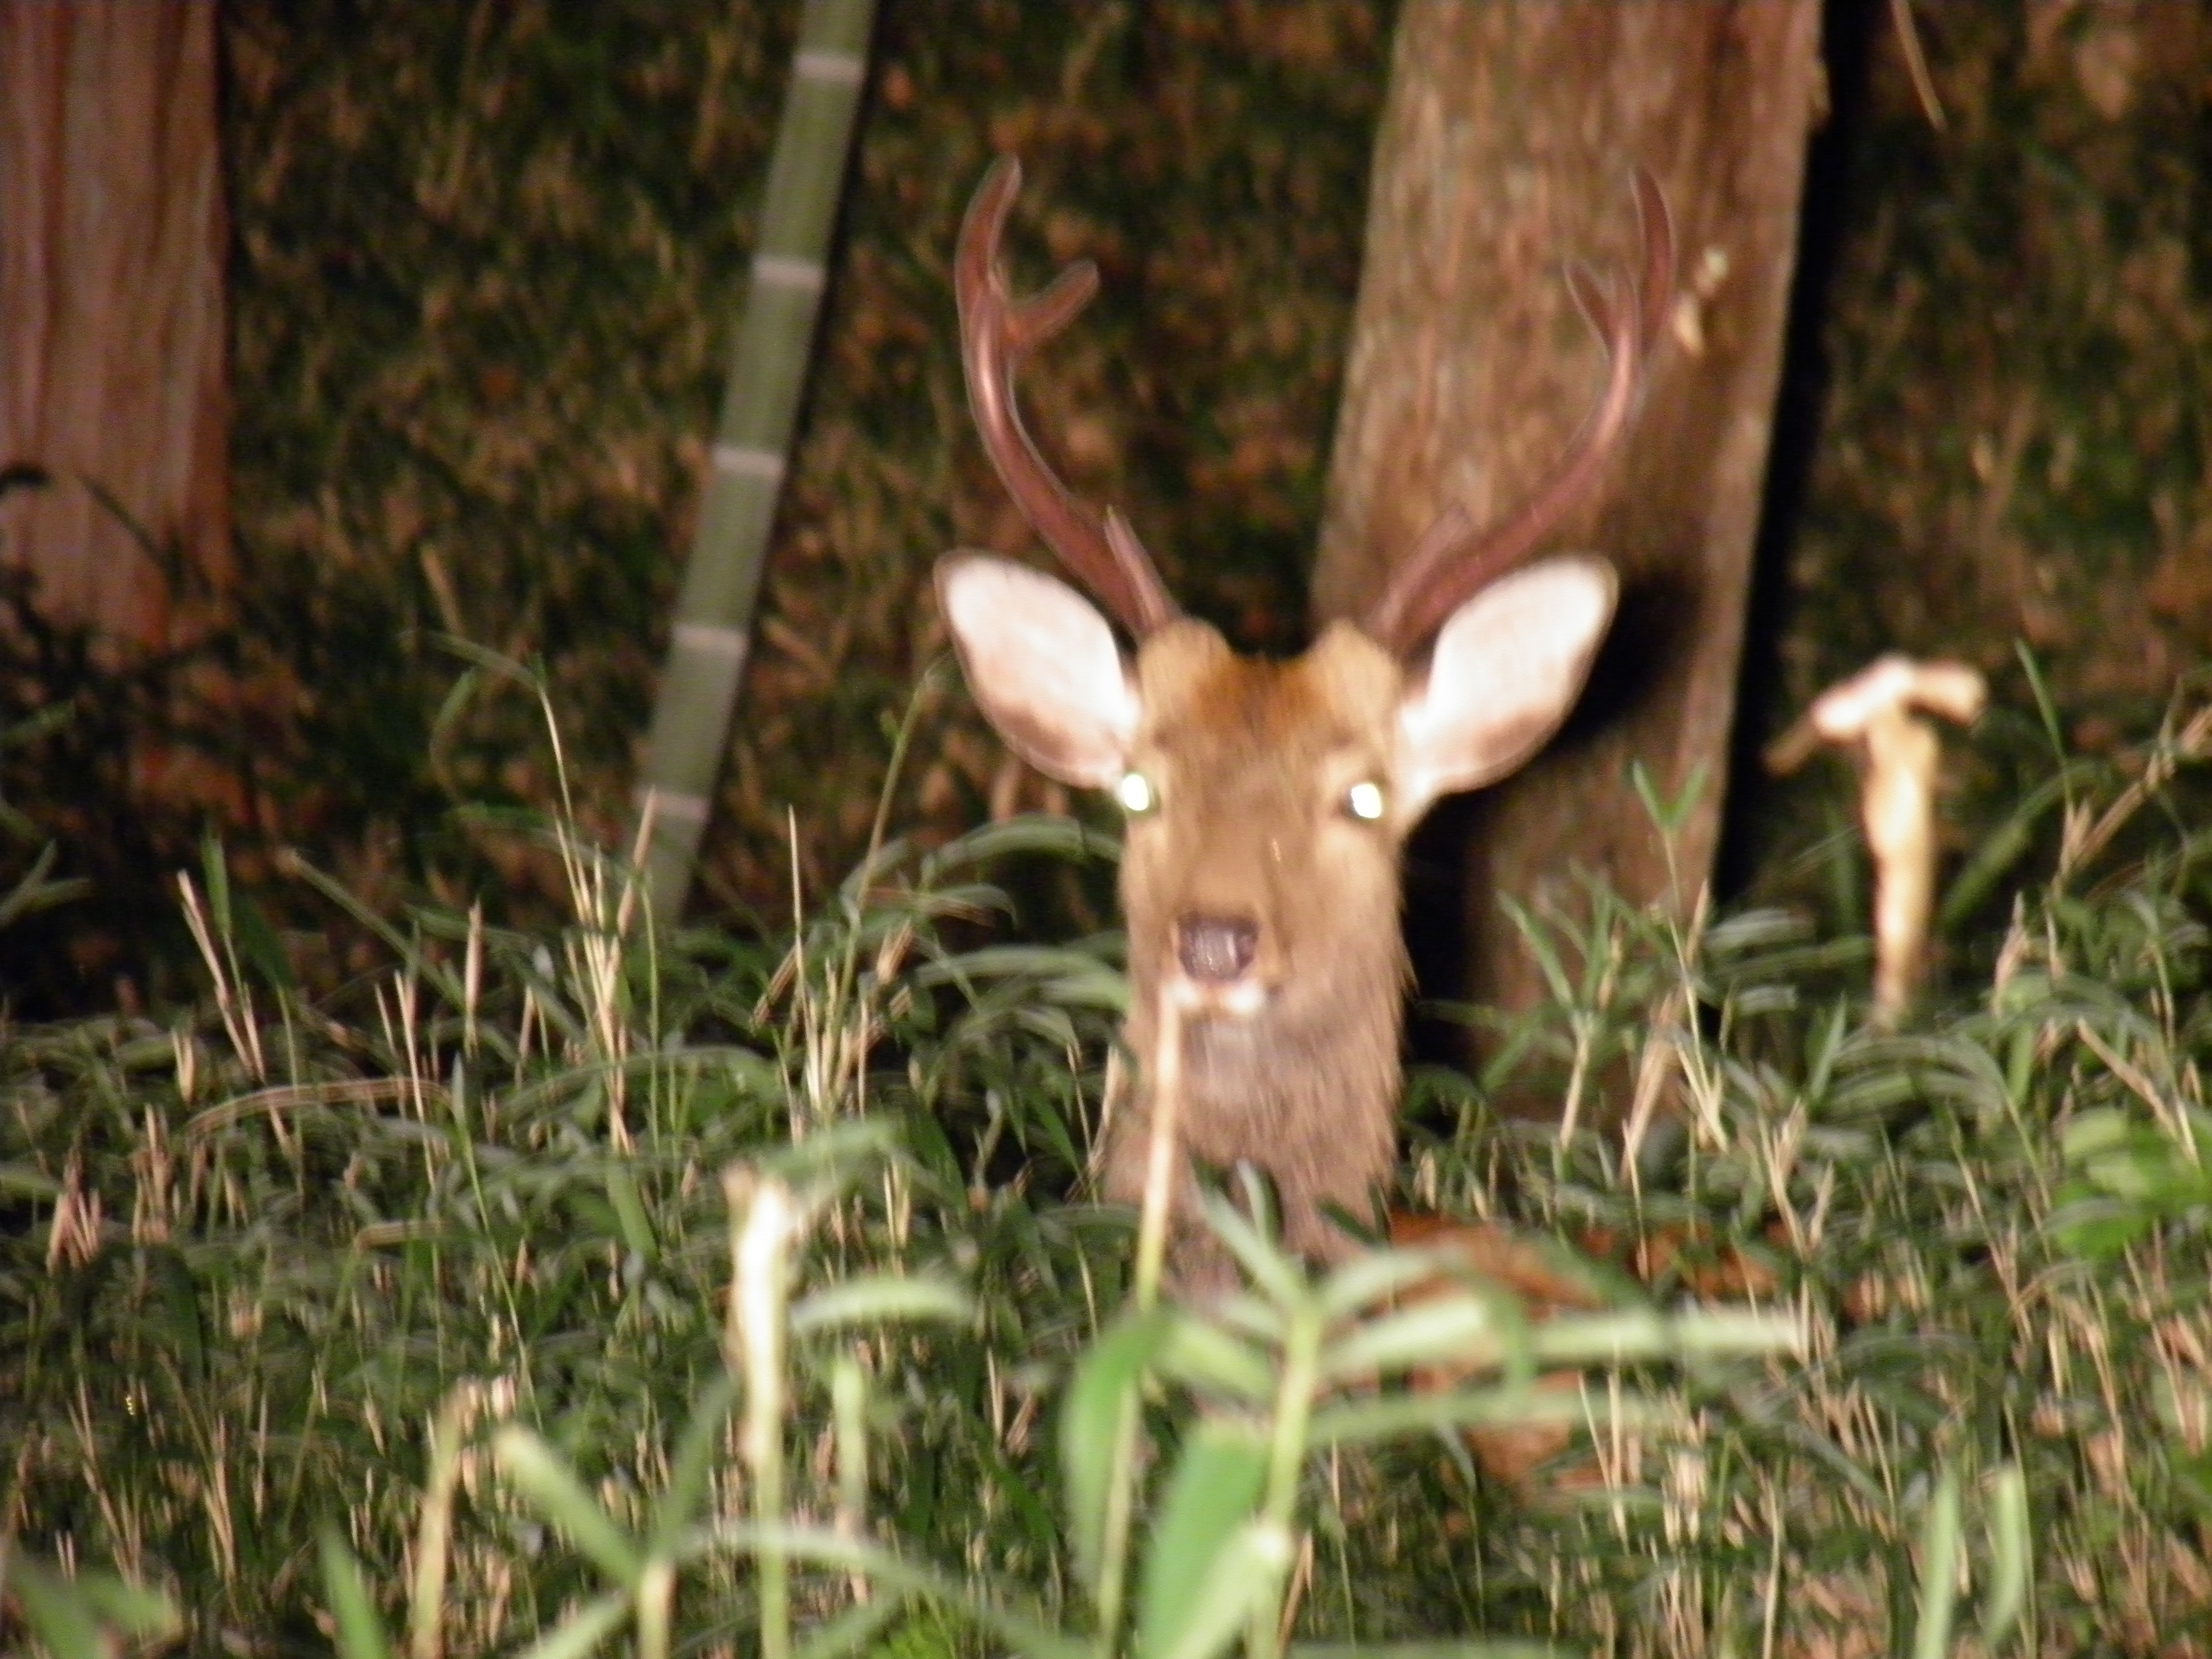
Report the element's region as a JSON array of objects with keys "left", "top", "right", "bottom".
[{"left": 1395, "top": 556, "right": 1617, "bottom": 815}]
